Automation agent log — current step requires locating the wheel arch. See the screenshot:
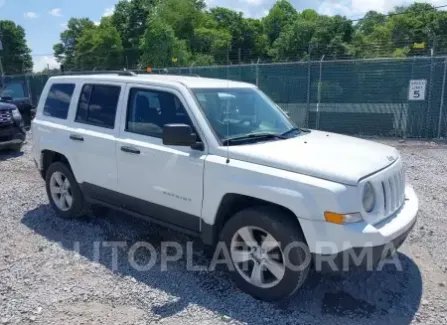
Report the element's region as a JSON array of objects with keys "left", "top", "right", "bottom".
[
  {"left": 41, "top": 150, "right": 73, "bottom": 179},
  {"left": 201, "top": 193, "right": 306, "bottom": 246}
]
